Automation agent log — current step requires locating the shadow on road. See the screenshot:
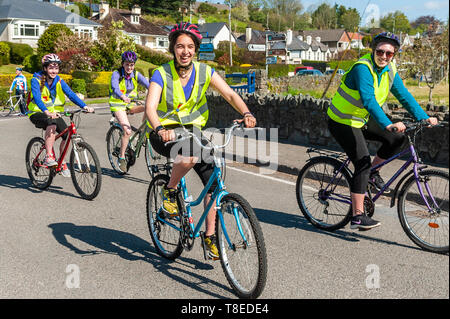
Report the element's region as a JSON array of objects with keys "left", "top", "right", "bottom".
[
  {"left": 48, "top": 222, "right": 234, "bottom": 298},
  {"left": 254, "top": 207, "right": 421, "bottom": 251},
  {"left": 0, "top": 173, "right": 80, "bottom": 199},
  {"left": 101, "top": 167, "right": 151, "bottom": 185}
]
